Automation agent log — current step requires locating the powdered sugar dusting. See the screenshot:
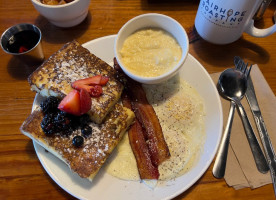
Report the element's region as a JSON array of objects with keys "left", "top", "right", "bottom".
[{"left": 52, "top": 59, "right": 90, "bottom": 85}]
